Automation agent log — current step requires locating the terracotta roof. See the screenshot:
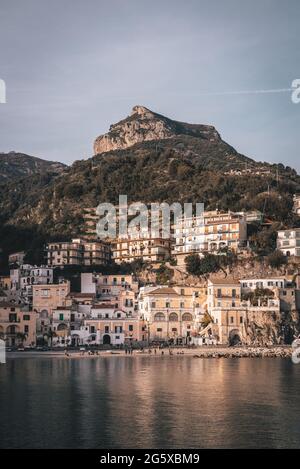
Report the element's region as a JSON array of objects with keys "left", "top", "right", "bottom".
[
  {"left": 208, "top": 277, "right": 240, "bottom": 286},
  {"left": 148, "top": 287, "right": 179, "bottom": 295}
]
